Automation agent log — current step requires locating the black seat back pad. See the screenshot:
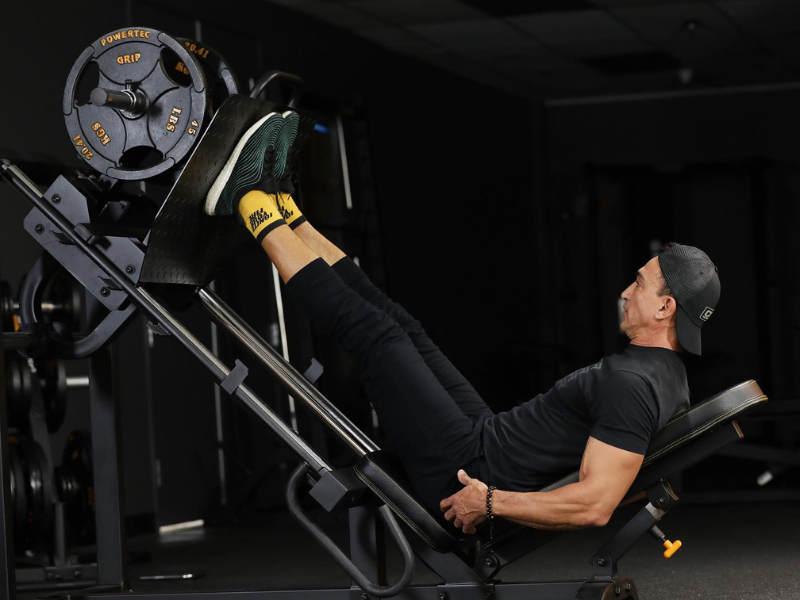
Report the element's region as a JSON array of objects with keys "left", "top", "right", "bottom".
[{"left": 354, "top": 380, "right": 767, "bottom": 553}]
